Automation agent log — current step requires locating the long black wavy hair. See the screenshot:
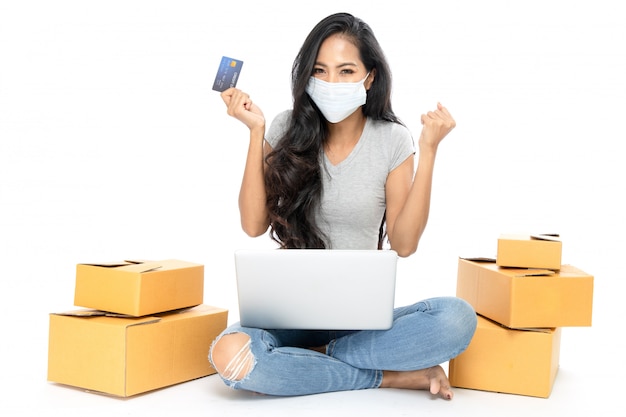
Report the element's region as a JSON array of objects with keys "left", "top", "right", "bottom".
[{"left": 264, "top": 12, "right": 403, "bottom": 249}]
